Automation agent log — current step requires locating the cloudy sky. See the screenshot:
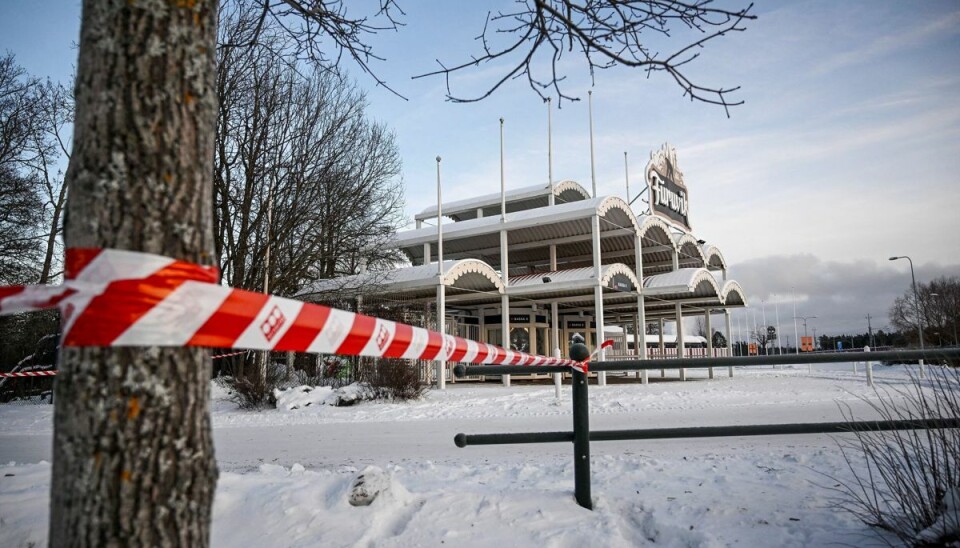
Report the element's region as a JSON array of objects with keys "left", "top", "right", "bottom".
[{"left": 2, "top": 0, "right": 958, "bottom": 338}]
